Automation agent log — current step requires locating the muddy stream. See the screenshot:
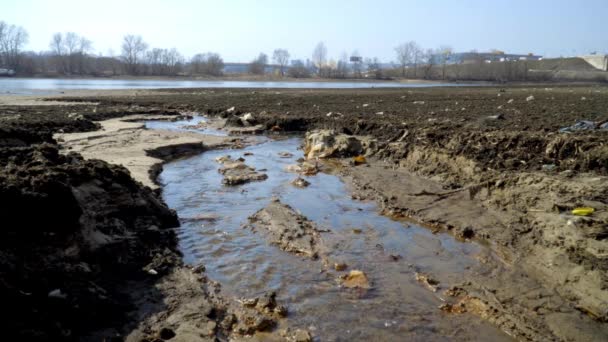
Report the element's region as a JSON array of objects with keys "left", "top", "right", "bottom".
[{"left": 149, "top": 117, "right": 512, "bottom": 341}]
